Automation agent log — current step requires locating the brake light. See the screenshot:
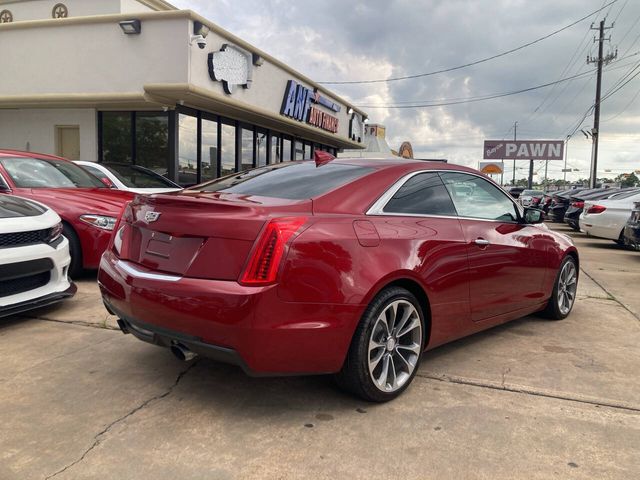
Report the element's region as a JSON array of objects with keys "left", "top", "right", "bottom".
[
  {"left": 532, "top": 197, "right": 540, "bottom": 203},
  {"left": 587, "top": 205, "right": 606, "bottom": 214},
  {"left": 240, "top": 217, "right": 307, "bottom": 285},
  {"left": 572, "top": 201, "right": 584, "bottom": 208}
]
